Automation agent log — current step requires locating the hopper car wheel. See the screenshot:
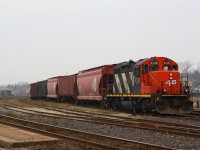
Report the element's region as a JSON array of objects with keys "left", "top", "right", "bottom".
[{"left": 75, "top": 100, "right": 80, "bottom": 106}]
